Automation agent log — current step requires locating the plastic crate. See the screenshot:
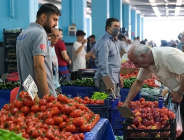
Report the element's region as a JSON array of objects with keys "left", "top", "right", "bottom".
[
  {"left": 86, "top": 104, "right": 110, "bottom": 120},
  {"left": 123, "top": 118, "right": 176, "bottom": 140},
  {"left": 110, "top": 108, "right": 125, "bottom": 129},
  {"left": 113, "top": 129, "right": 123, "bottom": 136}
]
